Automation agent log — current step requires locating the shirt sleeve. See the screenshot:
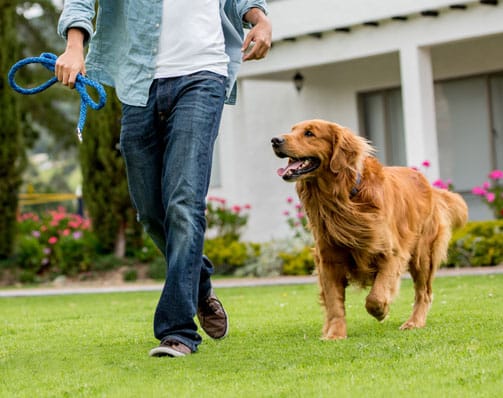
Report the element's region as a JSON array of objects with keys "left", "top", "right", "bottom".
[{"left": 57, "top": 0, "right": 96, "bottom": 45}]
